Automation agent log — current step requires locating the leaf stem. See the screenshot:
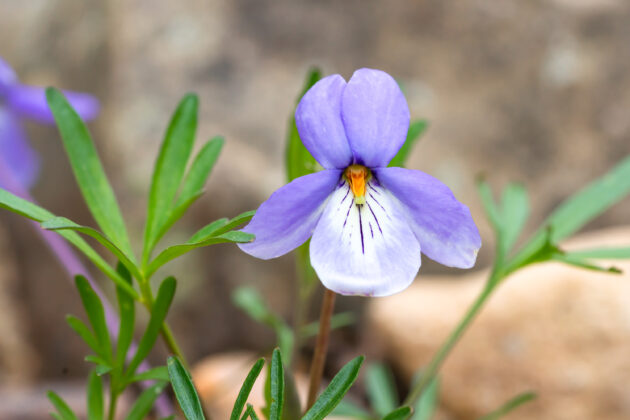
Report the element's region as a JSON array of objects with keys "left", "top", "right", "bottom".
[{"left": 306, "top": 288, "right": 336, "bottom": 410}]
